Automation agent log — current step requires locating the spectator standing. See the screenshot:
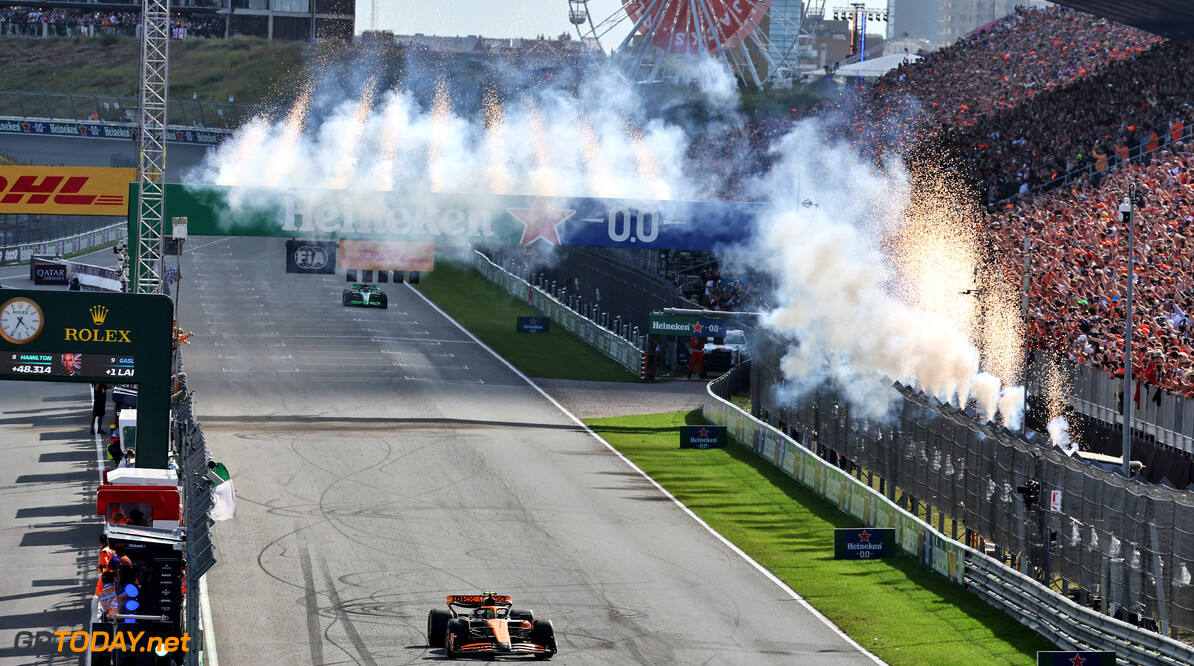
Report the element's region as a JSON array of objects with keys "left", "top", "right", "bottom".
[
  {"left": 687, "top": 335, "right": 706, "bottom": 380},
  {"left": 90, "top": 383, "right": 109, "bottom": 435}
]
